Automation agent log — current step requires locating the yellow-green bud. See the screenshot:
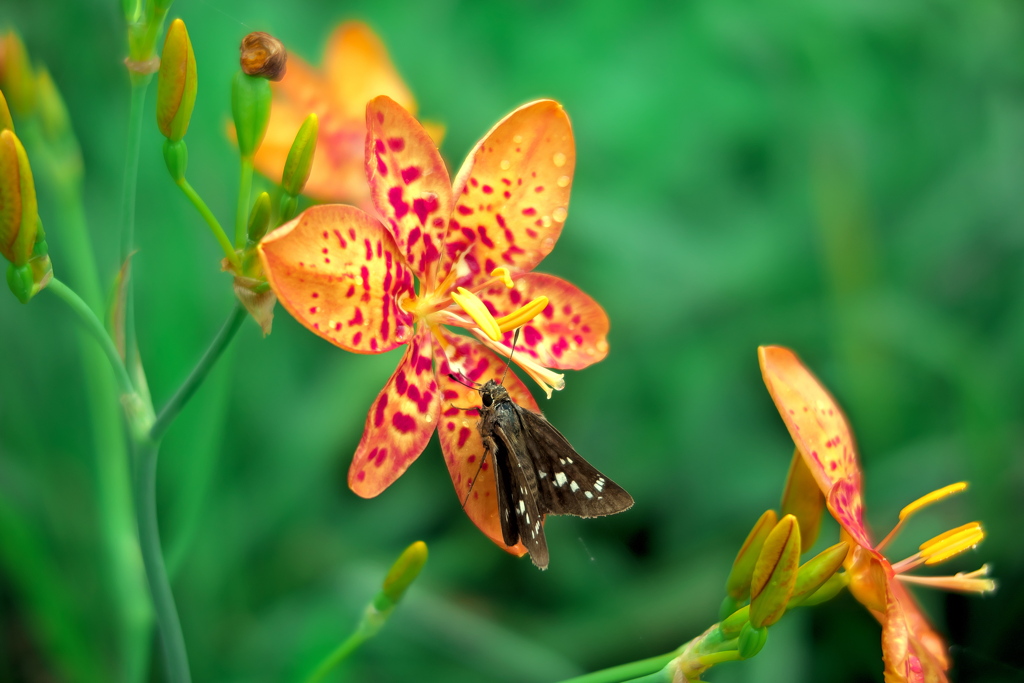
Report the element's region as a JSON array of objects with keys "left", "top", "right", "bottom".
[
  {"left": 794, "top": 568, "right": 849, "bottom": 607},
  {"left": 737, "top": 623, "right": 768, "bottom": 659},
  {"left": 724, "top": 509, "right": 777, "bottom": 608},
  {"left": 788, "top": 541, "right": 849, "bottom": 606},
  {"left": 0, "top": 91, "right": 13, "bottom": 133},
  {"left": 749, "top": 514, "right": 801, "bottom": 628},
  {"left": 718, "top": 604, "right": 749, "bottom": 639},
  {"left": 0, "top": 32, "right": 36, "bottom": 118},
  {"left": 780, "top": 448, "right": 823, "bottom": 548},
  {"left": 232, "top": 72, "right": 271, "bottom": 158},
  {"left": 156, "top": 19, "right": 197, "bottom": 142},
  {"left": 0, "top": 129, "right": 38, "bottom": 266},
  {"left": 375, "top": 540, "right": 428, "bottom": 611},
  {"left": 246, "top": 191, "right": 271, "bottom": 242},
  {"left": 282, "top": 113, "right": 318, "bottom": 197},
  {"left": 162, "top": 139, "right": 188, "bottom": 182}
]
